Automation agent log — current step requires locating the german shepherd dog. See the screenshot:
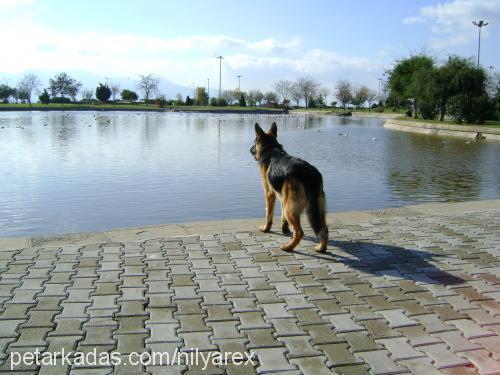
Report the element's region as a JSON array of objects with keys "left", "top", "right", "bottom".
[{"left": 250, "top": 122, "right": 328, "bottom": 252}]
